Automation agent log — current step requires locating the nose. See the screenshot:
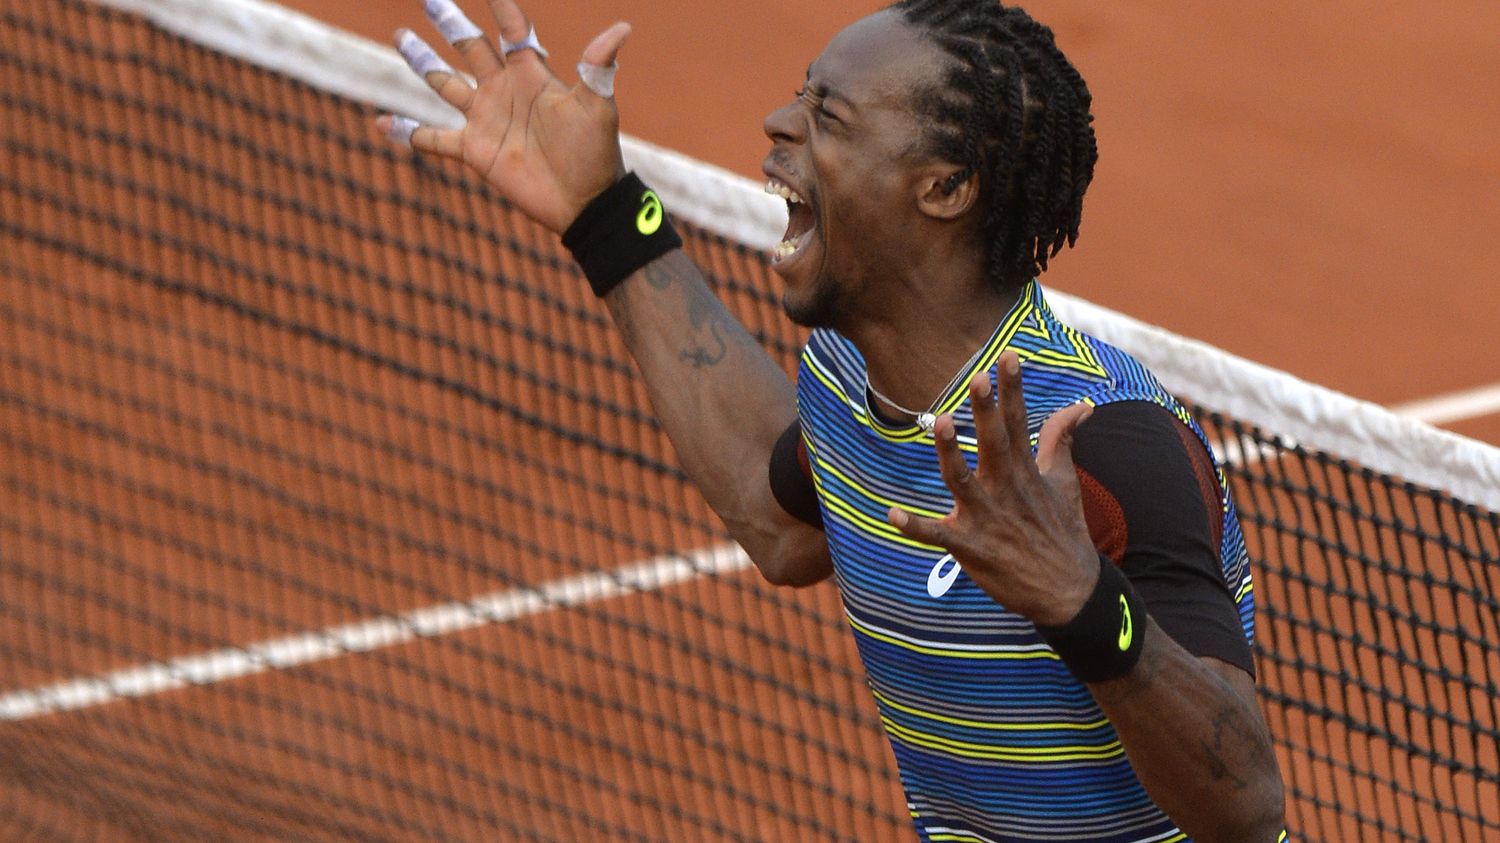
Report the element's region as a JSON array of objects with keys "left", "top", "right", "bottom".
[{"left": 763, "top": 97, "right": 805, "bottom": 145}]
